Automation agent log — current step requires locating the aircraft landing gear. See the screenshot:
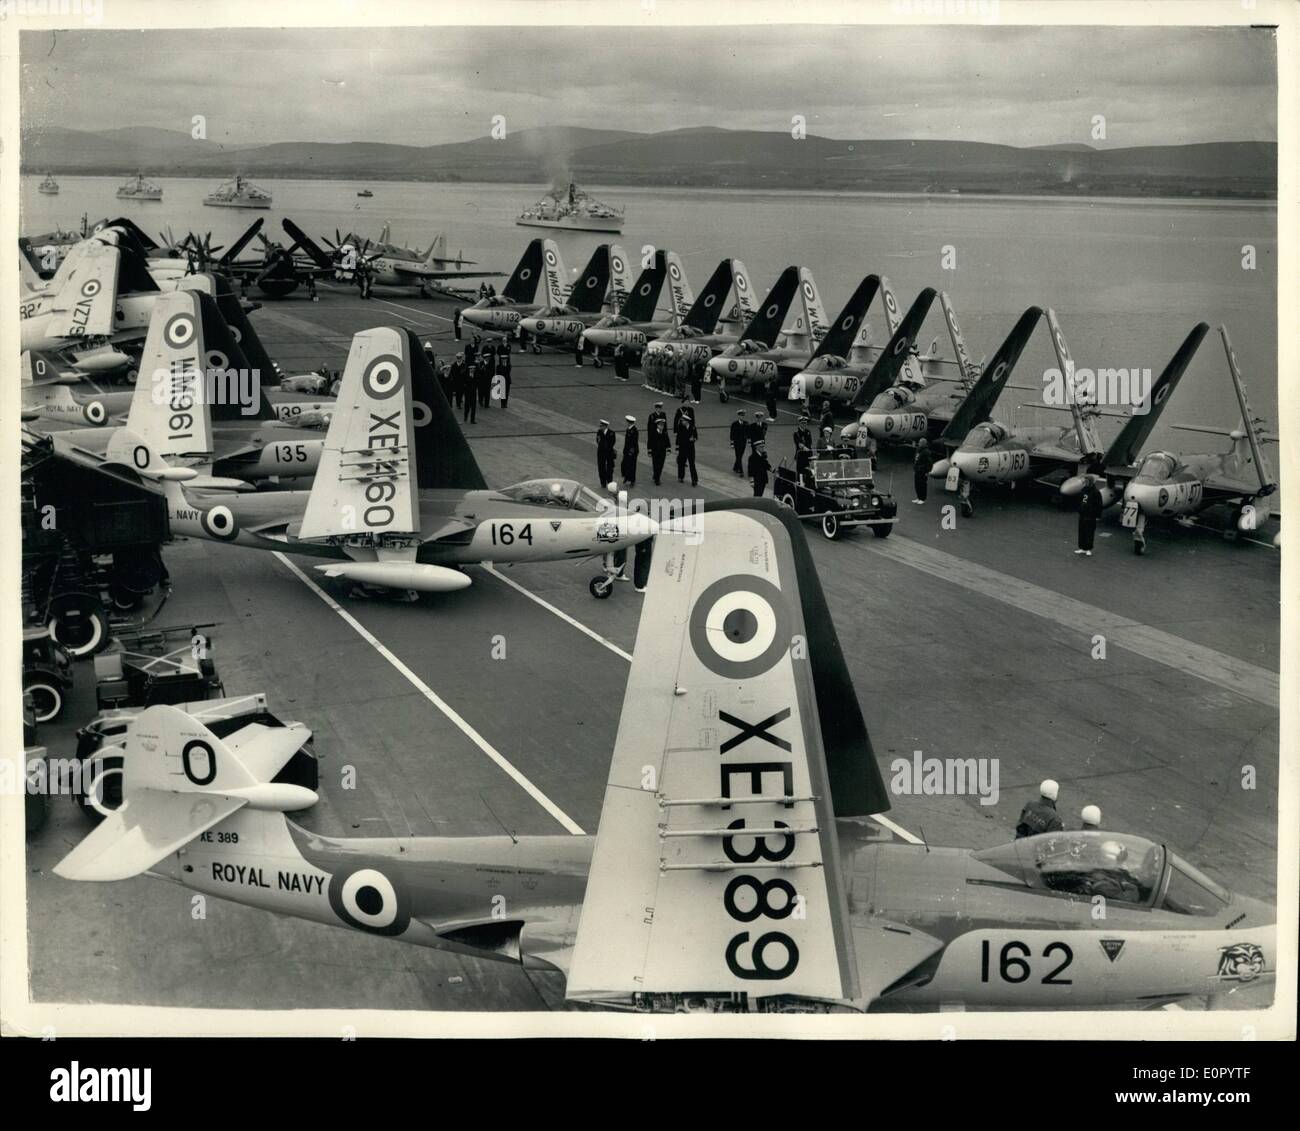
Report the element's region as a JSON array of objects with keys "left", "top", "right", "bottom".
[
  {"left": 592, "top": 355, "right": 604, "bottom": 369},
  {"left": 1132, "top": 512, "right": 1147, "bottom": 555},
  {"left": 589, "top": 576, "right": 614, "bottom": 599},
  {"left": 958, "top": 480, "right": 974, "bottom": 518},
  {"left": 531, "top": 343, "right": 542, "bottom": 354}
]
